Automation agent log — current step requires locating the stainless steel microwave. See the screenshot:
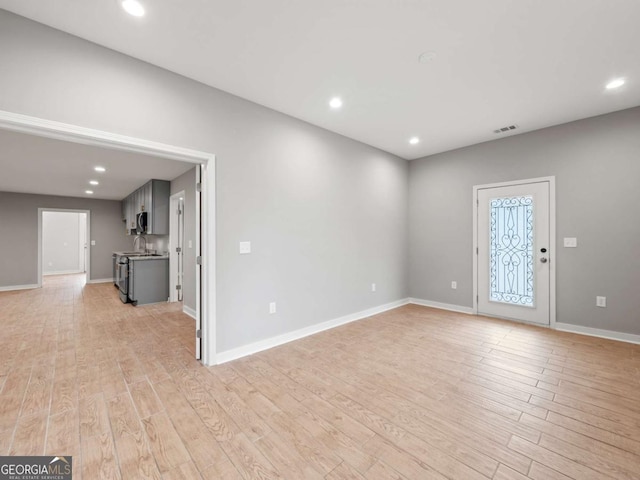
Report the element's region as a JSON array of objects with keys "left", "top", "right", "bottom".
[{"left": 136, "top": 211, "right": 148, "bottom": 234}]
